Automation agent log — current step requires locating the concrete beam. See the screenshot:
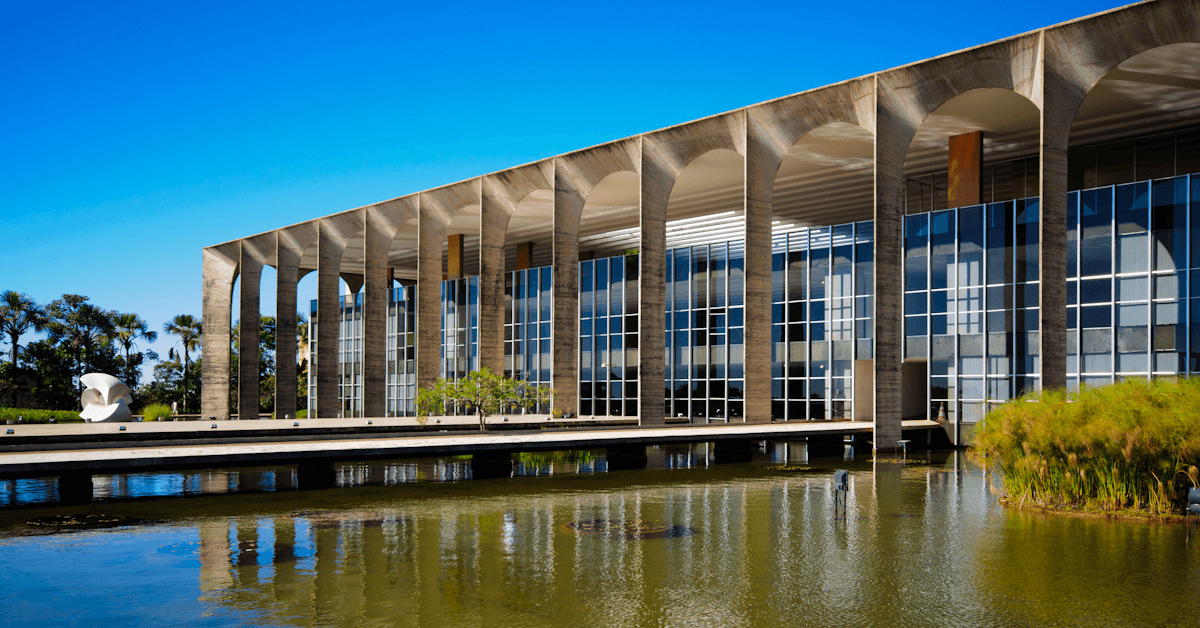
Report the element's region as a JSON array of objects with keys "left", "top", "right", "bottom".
[
  {"left": 201, "top": 244, "right": 238, "bottom": 420},
  {"left": 237, "top": 236, "right": 272, "bottom": 421},
  {"left": 363, "top": 199, "right": 412, "bottom": 417},
  {"left": 274, "top": 224, "right": 315, "bottom": 422},
  {"left": 315, "top": 212, "right": 361, "bottom": 418}
]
